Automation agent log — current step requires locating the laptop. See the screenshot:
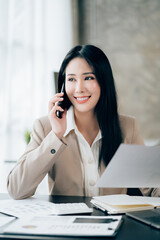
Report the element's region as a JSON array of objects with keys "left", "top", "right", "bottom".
[{"left": 126, "top": 208, "right": 160, "bottom": 229}]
